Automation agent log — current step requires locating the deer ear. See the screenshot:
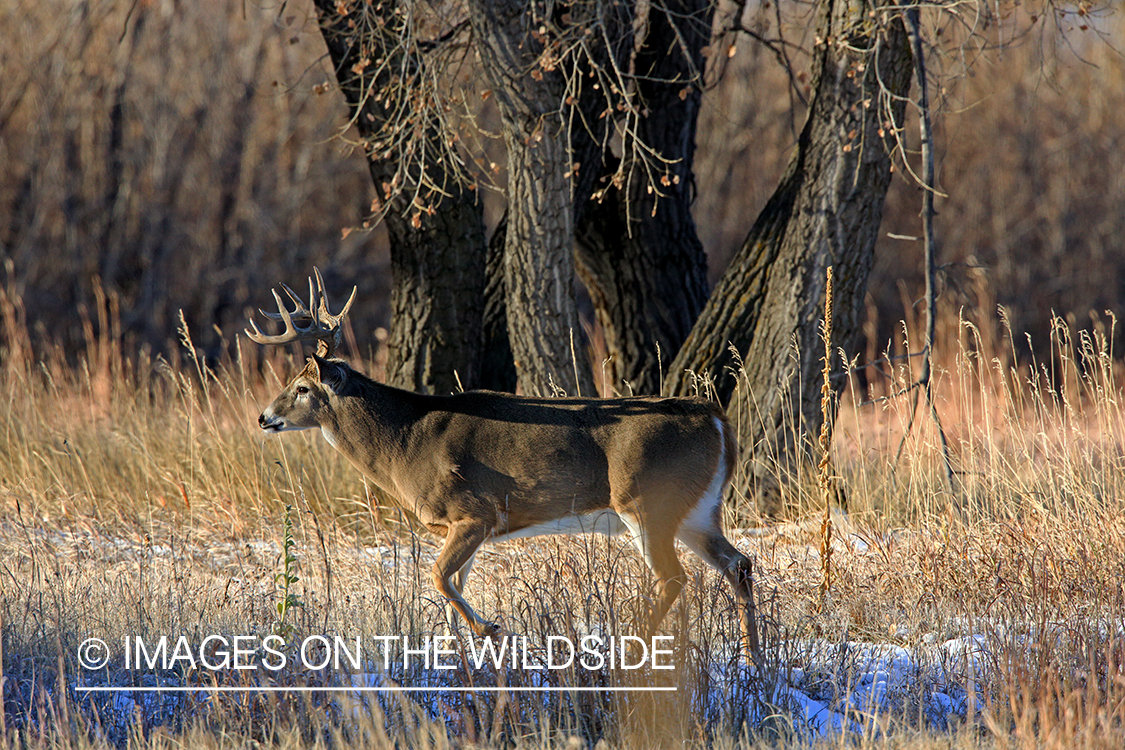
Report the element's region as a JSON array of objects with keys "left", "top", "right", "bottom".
[
  {"left": 311, "top": 354, "right": 348, "bottom": 392},
  {"left": 300, "top": 356, "right": 321, "bottom": 381}
]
